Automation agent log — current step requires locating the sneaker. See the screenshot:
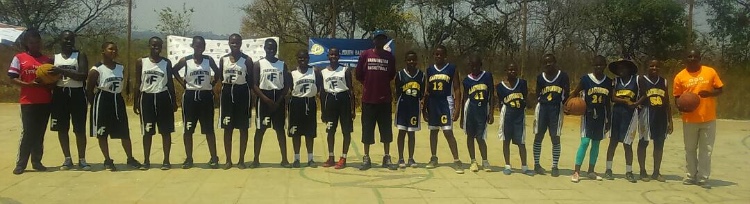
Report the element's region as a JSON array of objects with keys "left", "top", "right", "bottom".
[
  {"left": 127, "top": 158, "right": 142, "bottom": 169},
  {"left": 182, "top": 158, "right": 194, "bottom": 169},
  {"left": 604, "top": 169, "right": 614, "bottom": 180},
  {"left": 223, "top": 162, "right": 232, "bottom": 170},
  {"left": 208, "top": 157, "right": 219, "bottom": 169},
  {"left": 334, "top": 157, "right": 346, "bottom": 169},
  {"left": 571, "top": 172, "right": 580, "bottom": 183},
  {"left": 31, "top": 162, "right": 47, "bottom": 171},
  {"left": 323, "top": 157, "right": 335, "bottom": 168},
  {"left": 534, "top": 165, "right": 546, "bottom": 175},
  {"left": 140, "top": 162, "right": 150, "bottom": 170},
  {"left": 697, "top": 179, "right": 711, "bottom": 188},
  {"left": 398, "top": 158, "right": 406, "bottom": 168},
  {"left": 587, "top": 172, "right": 603, "bottom": 181},
  {"left": 469, "top": 161, "right": 479, "bottom": 172},
  {"left": 408, "top": 158, "right": 418, "bottom": 168},
  {"left": 503, "top": 168, "right": 512, "bottom": 175},
  {"left": 482, "top": 161, "right": 492, "bottom": 172},
  {"left": 249, "top": 161, "right": 260, "bottom": 169},
  {"left": 382, "top": 155, "right": 396, "bottom": 170},
  {"left": 280, "top": 160, "right": 292, "bottom": 168},
  {"left": 160, "top": 163, "right": 171, "bottom": 170},
  {"left": 237, "top": 162, "right": 246, "bottom": 169},
  {"left": 79, "top": 160, "right": 92, "bottom": 171},
  {"left": 359, "top": 156, "right": 372, "bottom": 171},
  {"left": 452, "top": 161, "right": 464, "bottom": 174},
  {"left": 524, "top": 170, "right": 535, "bottom": 176},
  {"left": 425, "top": 156, "right": 438, "bottom": 169},
  {"left": 103, "top": 159, "right": 117, "bottom": 171},
  {"left": 307, "top": 160, "right": 317, "bottom": 168},
  {"left": 625, "top": 172, "right": 637, "bottom": 183},
  {"left": 12, "top": 166, "right": 24, "bottom": 175},
  {"left": 60, "top": 158, "right": 73, "bottom": 170},
  {"left": 683, "top": 178, "right": 695, "bottom": 185},
  {"left": 640, "top": 172, "right": 651, "bottom": 182},
  {"left": 292, "top": 160, "right": 301, "bottom": 168},
  {"left": 551, "top": 167, "right": 560, "bottom": 177},
  {"left": 652, "top": 173, "right": 665, "bottom": 182}
]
